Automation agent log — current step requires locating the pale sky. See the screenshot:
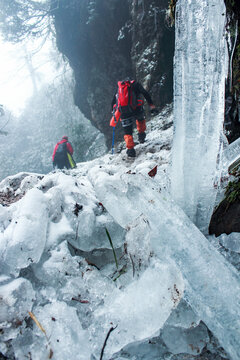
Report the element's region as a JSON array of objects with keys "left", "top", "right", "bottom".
[{"left": 0, "top": 36, "right": 59, "bottom": 116}]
